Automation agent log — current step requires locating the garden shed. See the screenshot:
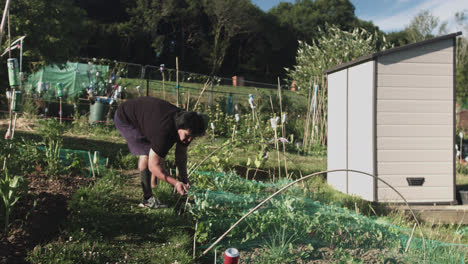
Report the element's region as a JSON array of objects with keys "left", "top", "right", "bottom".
[{"left": 325, "top": 32, "right": 461, "bottom": 204}]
